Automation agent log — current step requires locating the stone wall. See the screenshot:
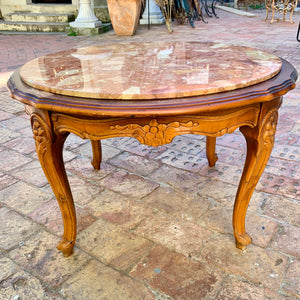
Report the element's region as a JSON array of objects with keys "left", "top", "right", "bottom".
[{"left": 0, "top": 0, "right": 110, "bottom": 22}]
